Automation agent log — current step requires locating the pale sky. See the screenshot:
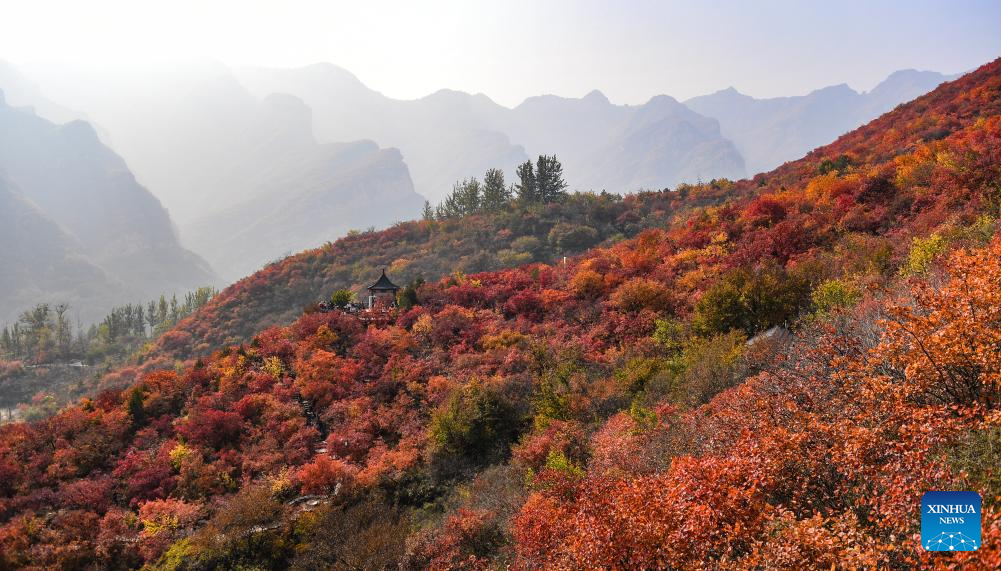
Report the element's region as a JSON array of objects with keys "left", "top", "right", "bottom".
[{"left": 1, "top": 0, "right": 999, "bottom": 107}]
